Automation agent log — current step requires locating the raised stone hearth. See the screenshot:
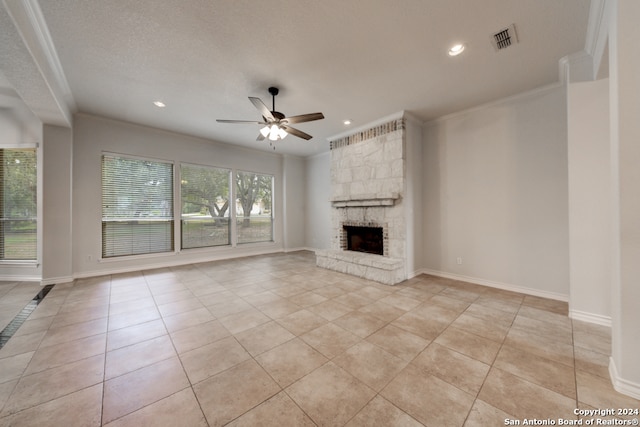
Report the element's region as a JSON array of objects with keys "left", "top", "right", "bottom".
[
  {"left": 316, "top": 116, "right": 411, "bottom": 285},
  {"left": 315, "top": 249, "right": 404, "bottom": 286}
]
